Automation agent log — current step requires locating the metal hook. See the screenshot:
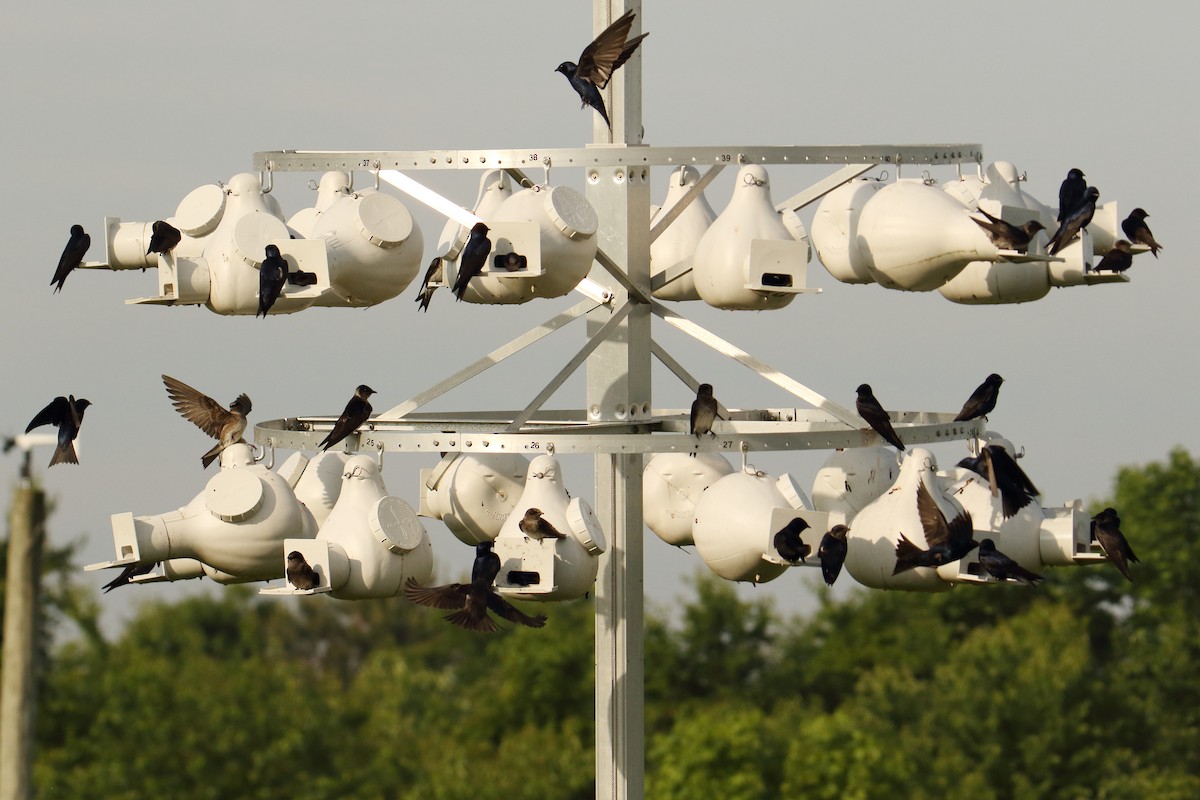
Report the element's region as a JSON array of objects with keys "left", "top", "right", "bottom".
[
  {"left": 1018, "top": 171, "right": 1028, "bottom": 183},
  {"left": 921, "top": 169, "right": 935, "bottom": 186},
  {"left": 976, "top": 162, "right": 985, "bottom": 181},
  {"left": 260, "top": 166, "right": 273, "bottom": 194},
  {"left": 956, "top": 161, "right": 963, "bottom": 181},
  {"left": 546, "top": 441, "right": 555, "bottom": 455},
  {"left": 923, "top": 455, "right": 935, "bottom": 471},
  {"left": 375, "top": 441, "right": 385, "bottom": 472},
  {"left": 372, "top": 162, "right": 381, "bottom": 190},
  {"left": 542, "top": 155, "right": 552, "bottom": 187},
  {"left": 346, "top": 170, "right": 354, "bottom": 192},
  {"left": 258, "top": 440, "right": 275, "bottom": 469}
]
